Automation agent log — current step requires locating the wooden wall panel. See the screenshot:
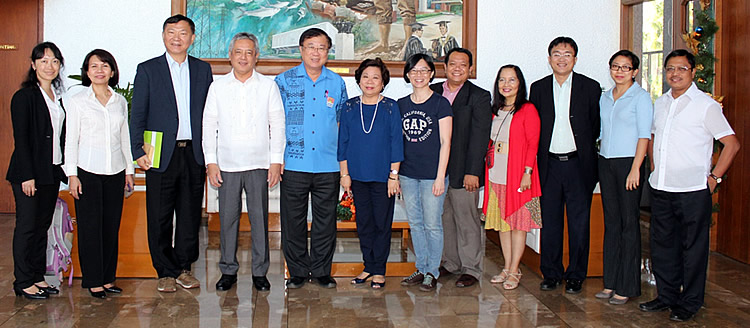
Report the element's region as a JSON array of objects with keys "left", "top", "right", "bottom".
[{"left": 716, "top": 0, "right": 750, "bottom": 263}]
